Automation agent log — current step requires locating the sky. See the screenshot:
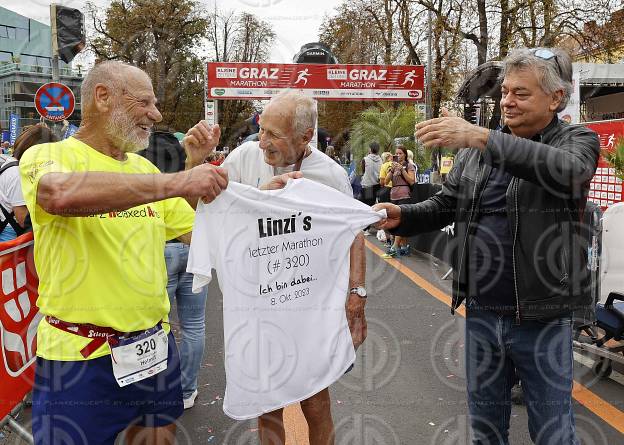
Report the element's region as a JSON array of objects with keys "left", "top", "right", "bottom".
[{"left": 3, "top": 0, "right": 340, "bottom": 63}]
